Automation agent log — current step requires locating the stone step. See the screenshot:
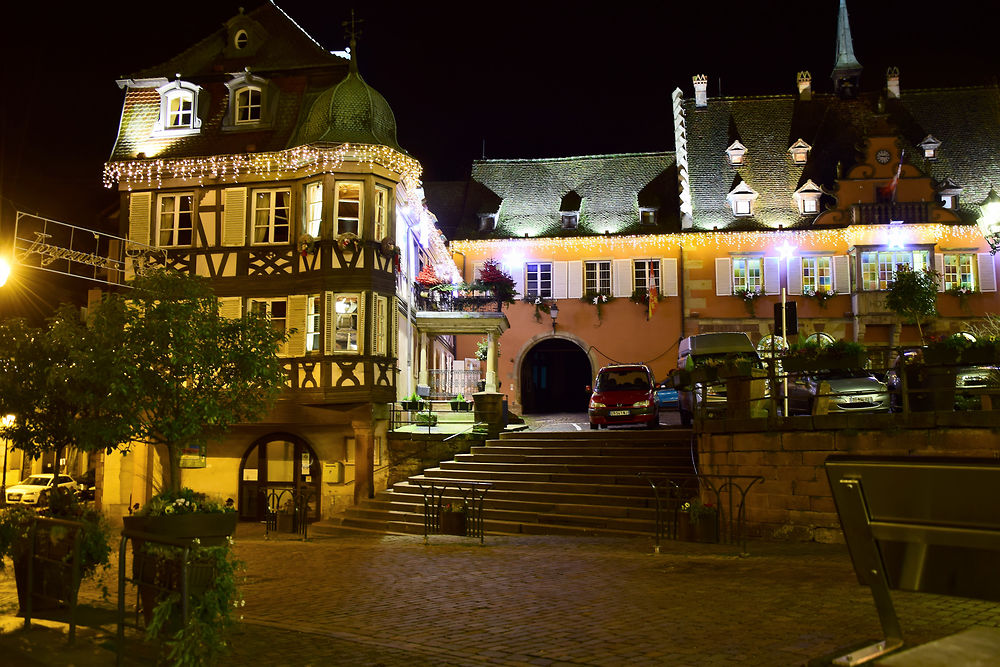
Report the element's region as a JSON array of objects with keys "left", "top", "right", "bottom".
[
  {"left": 470, "top": 445, "right": 689, "bottom": 457},
  {"left": 437, "top": 461, "right": 685, "bottom": 476},
  {"left": 388, "top": 482, "right": 661, "bottom": 507},
  {"left": 496, "top": 429, "right": 691, "bottom": 443},
  {"left": 456, "top": 452, "right": 690, "bottom": 465}
]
